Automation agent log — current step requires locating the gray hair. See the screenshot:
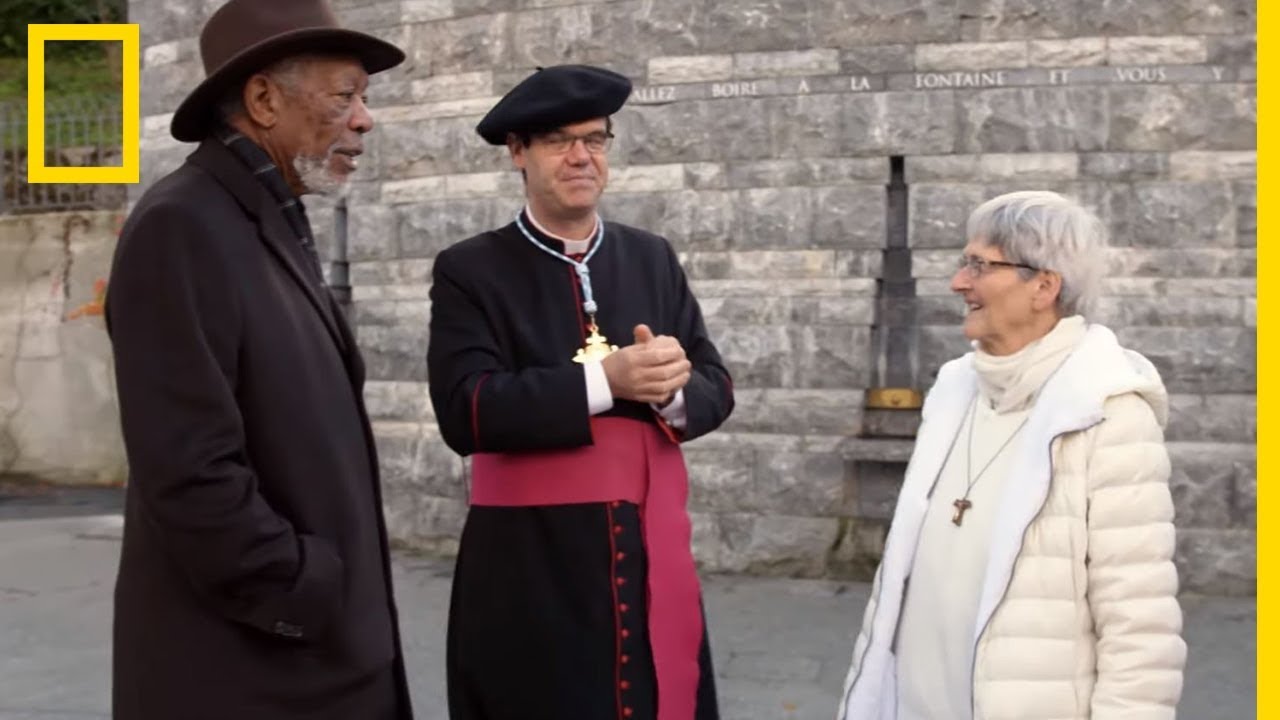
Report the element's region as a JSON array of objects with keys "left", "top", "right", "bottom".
[
  {"left": 965, "top": 190, "right": 1107, "bottom": 317},
  {"left": 216, "top": 55, "right": 316, "bottom": 121}
]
